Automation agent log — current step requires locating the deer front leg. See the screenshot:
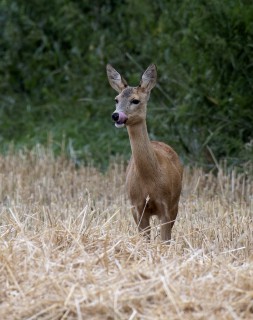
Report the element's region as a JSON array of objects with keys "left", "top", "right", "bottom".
[
  {"left": 160, "top": 204, "right": 178, "bottom": 243},
  {"left": 160, "top": 215, "right": 172, "bottom": 243},
  {"left": 131, "top": 207, "right": 151, "bottom": 240}
]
